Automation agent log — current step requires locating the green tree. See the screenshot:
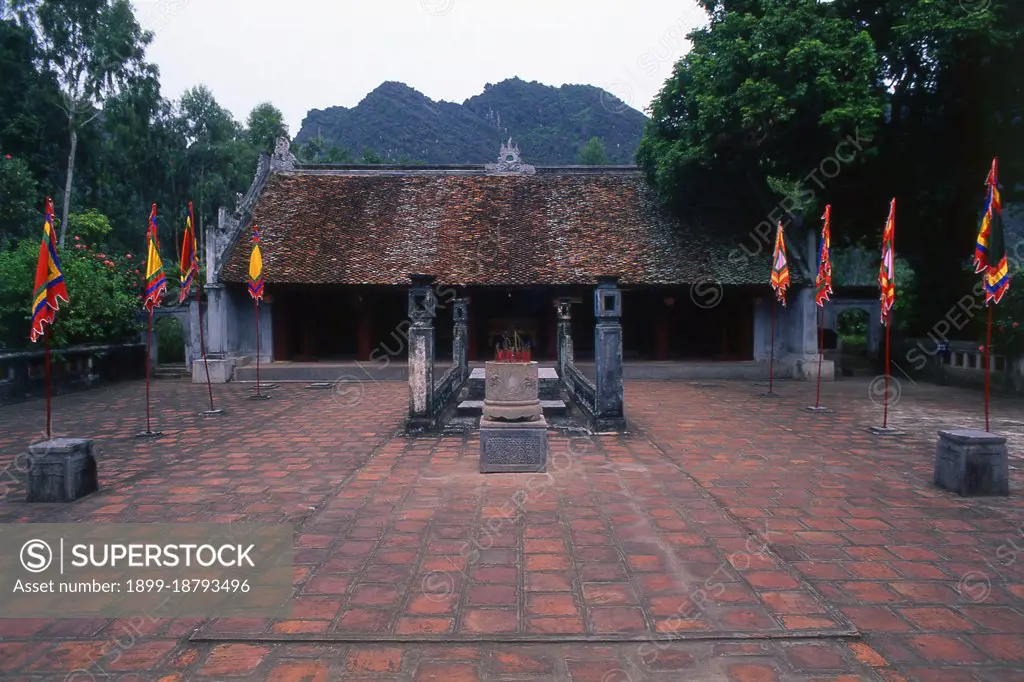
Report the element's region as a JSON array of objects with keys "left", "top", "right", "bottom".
[
  {"left": 0, "top": 155, "right": 41, "bottom": 245},
  {"left": 176, "top": 85, "right": 252, "bottom": 243},
  {"left": 17, "top": 0, "right": 154, "bottom": 246},
  {"left": 0, "top": 211, "right": 140, "bottom": 349},
  {"left": 576, "top": 137, "right": 609, "bottom": 165},
  {"left": 831, "top": 0, "right": 1023, "bottom": 330},
  {"left": 0, "top": 18, "right": 65, "bottom": 186},
  {"left": 359, "top": 148, "right": 384, "bottom": 164},
  {"left": 638, "top": 0, "right": 882, "bottom": 272},
  {"left": 245, "top": 102, "right": 288, "bottom": 154}
]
